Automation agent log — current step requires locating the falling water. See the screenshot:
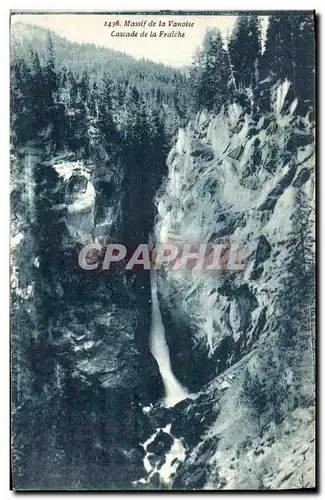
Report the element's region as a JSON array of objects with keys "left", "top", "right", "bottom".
[{"left": 150, "top": 270, "right": 189, "bottom": 408}]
